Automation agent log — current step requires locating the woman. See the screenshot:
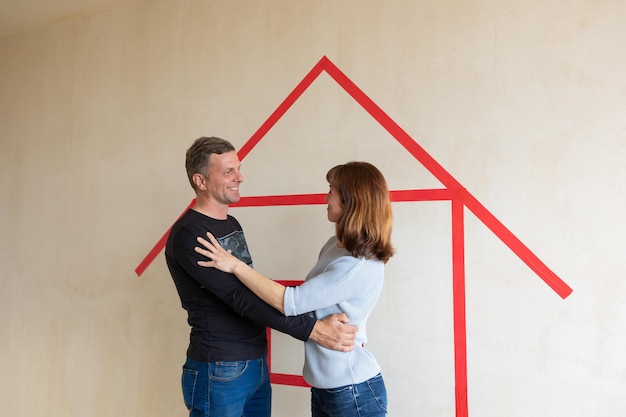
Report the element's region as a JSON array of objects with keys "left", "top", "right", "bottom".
[{"left": 195, "top": 161, "right": 394, "bottom": 417}]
